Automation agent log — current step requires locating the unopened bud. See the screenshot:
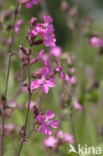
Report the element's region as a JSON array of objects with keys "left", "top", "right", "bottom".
[
  {"left": 26, "top": 48, "right": 32, "bottom": 56},
  {"left": 1, "top": 95, "right": 6, "bottom": 109},
  {"left": 30, "top": 17, "right": 37, "bottom": 26},
  {"left": 32, "top": 39, "right": 43, "bottom": 46},
  {"left": 20, "top": 45, "right": 27, "bottom": 55},
  {"left": 33, "top": 105, "right": 39, "bottom": 118}
]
